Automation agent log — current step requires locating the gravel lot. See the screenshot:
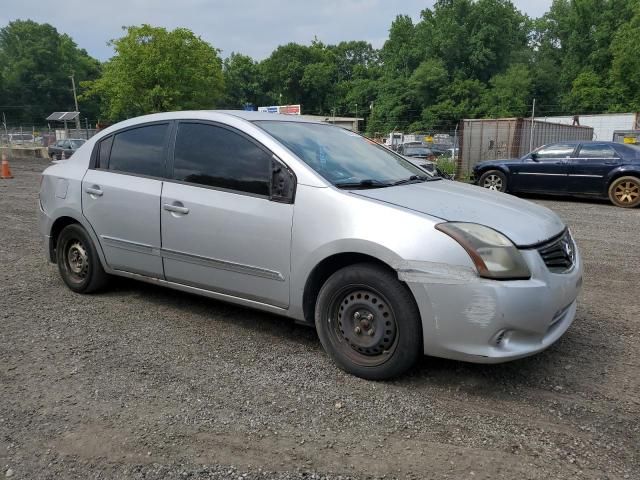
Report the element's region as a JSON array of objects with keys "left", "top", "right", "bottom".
[{"left": 1, "top": 157, "right": 639, "bottom": 479}]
